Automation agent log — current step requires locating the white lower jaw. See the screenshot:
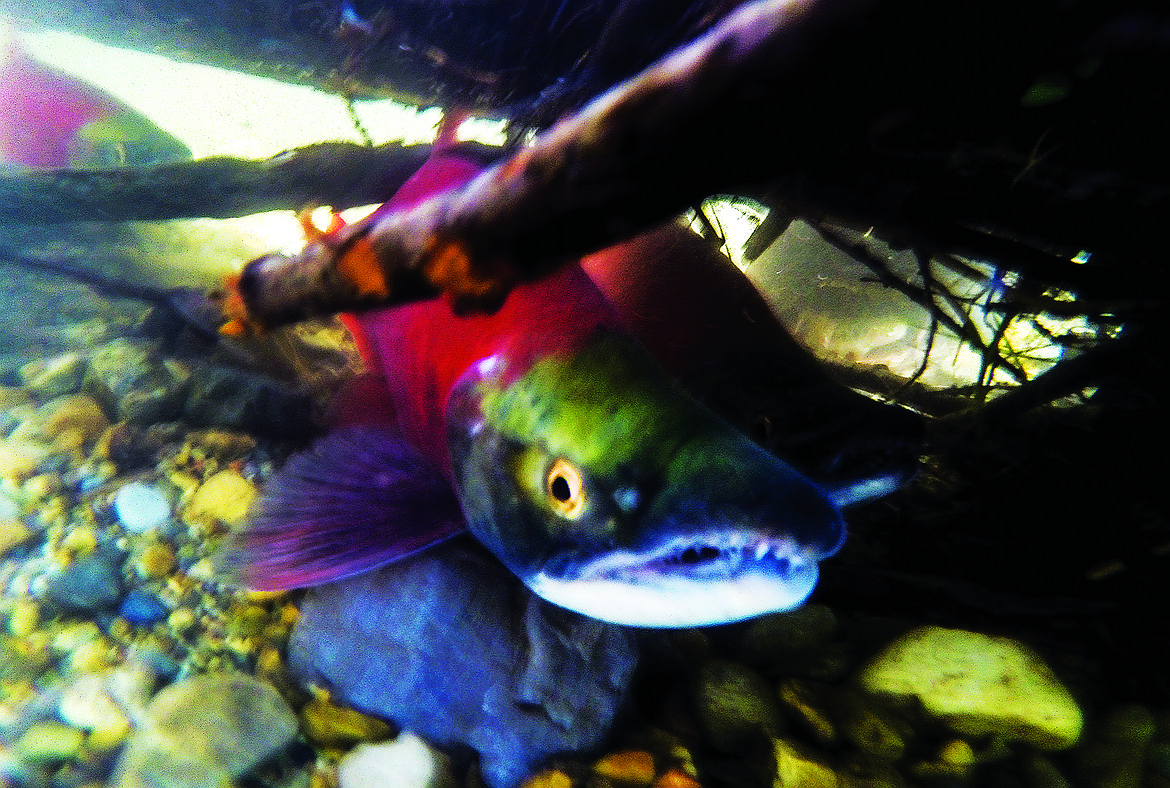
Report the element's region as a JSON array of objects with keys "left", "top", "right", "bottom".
[{"left": 525, "top": 563, "right": 820, "bottom": 628}]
